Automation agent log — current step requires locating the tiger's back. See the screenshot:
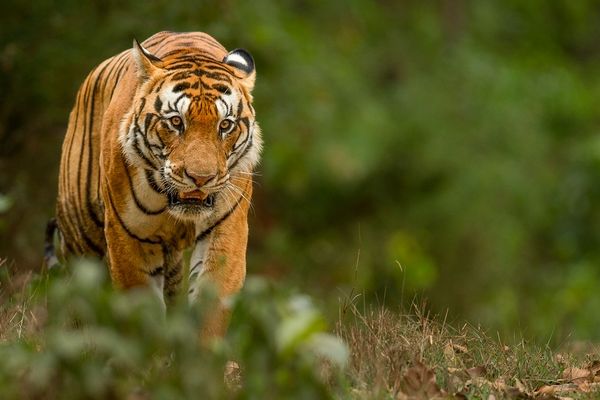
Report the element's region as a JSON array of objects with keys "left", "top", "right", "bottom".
[{"left": 56, "top": 48, "right": 128, "bottom": 257}]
